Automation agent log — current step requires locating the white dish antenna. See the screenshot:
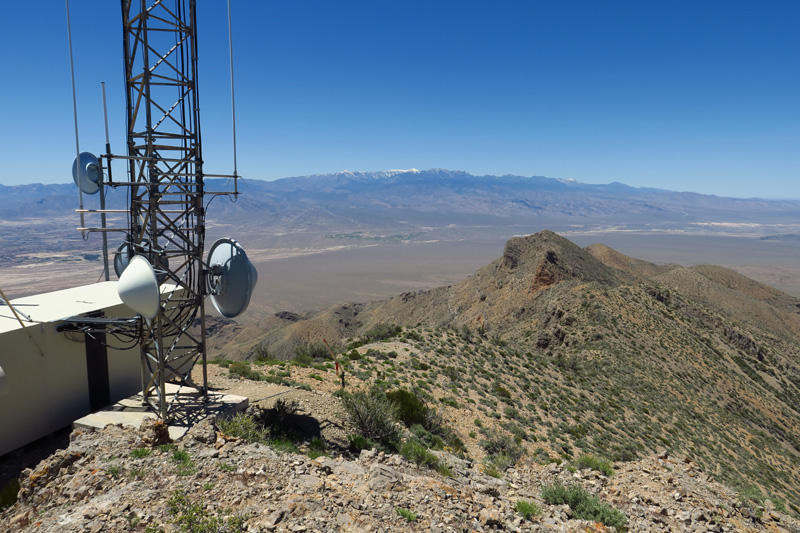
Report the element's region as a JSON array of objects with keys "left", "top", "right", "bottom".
[
  {"left": 117, "top": 255, "right": 160, "bottom": 319},
  {"left": 71, "top": 152, "right": 102, "bottom": 195},
  {"left": 0, "top": 364, "right": 7, "bottom": 397},
  {"left": 207, "top": 238, "right": 258, "bottom": 318}
]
